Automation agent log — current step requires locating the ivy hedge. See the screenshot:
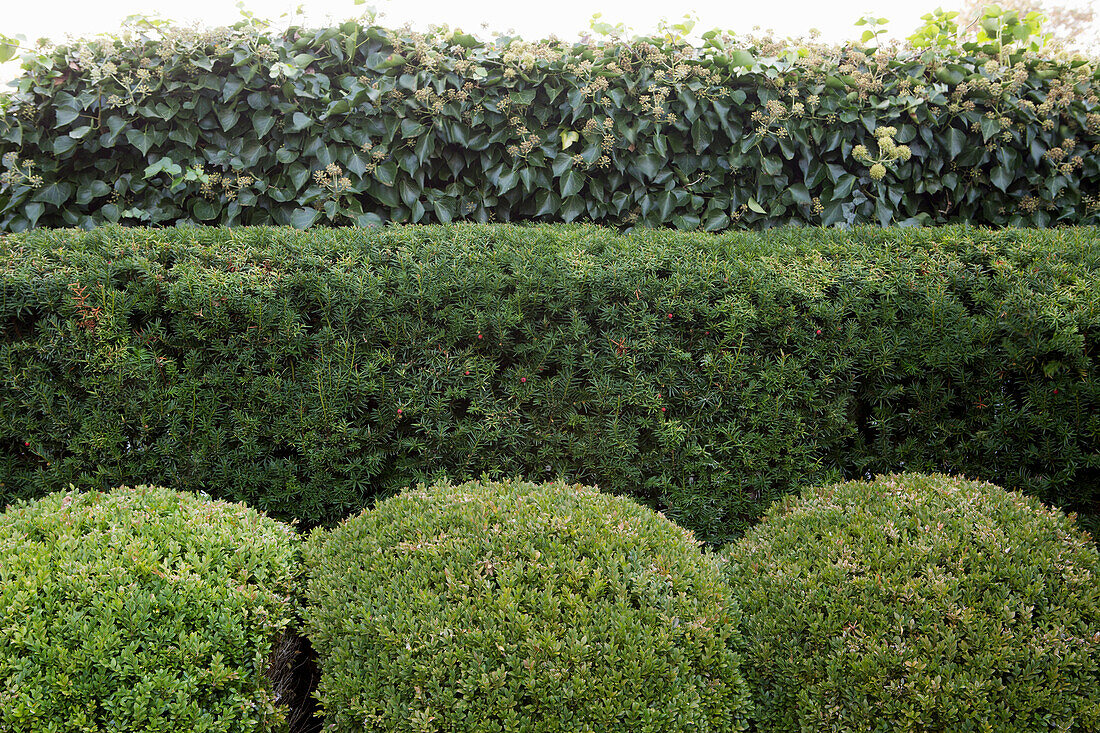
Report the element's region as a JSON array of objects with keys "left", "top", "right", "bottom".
[
  {"left": 0, "top": 18, "right": 1098, "bottom": 231},
  {"left": 1, "top": 224, "right": 1098, "bottom": 543}
]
